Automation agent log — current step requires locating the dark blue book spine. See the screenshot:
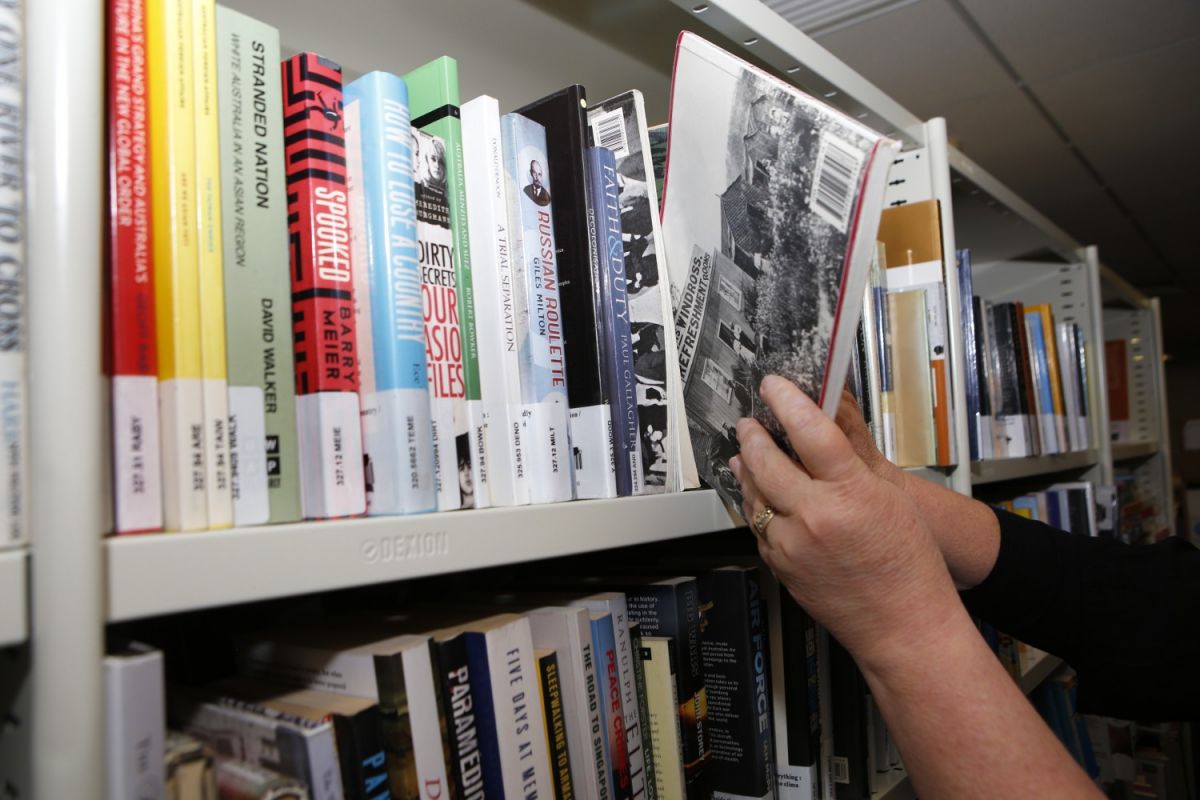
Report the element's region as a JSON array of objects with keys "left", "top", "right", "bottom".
[
  {"left": 463, "top": 633, "right": 506, "bottom": 799},
  {"left": 957, "top": 249, "right": 980, "bottom": 460},
  {"left": 585, "top": 146, "right": 638, "bottom": 496}
]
